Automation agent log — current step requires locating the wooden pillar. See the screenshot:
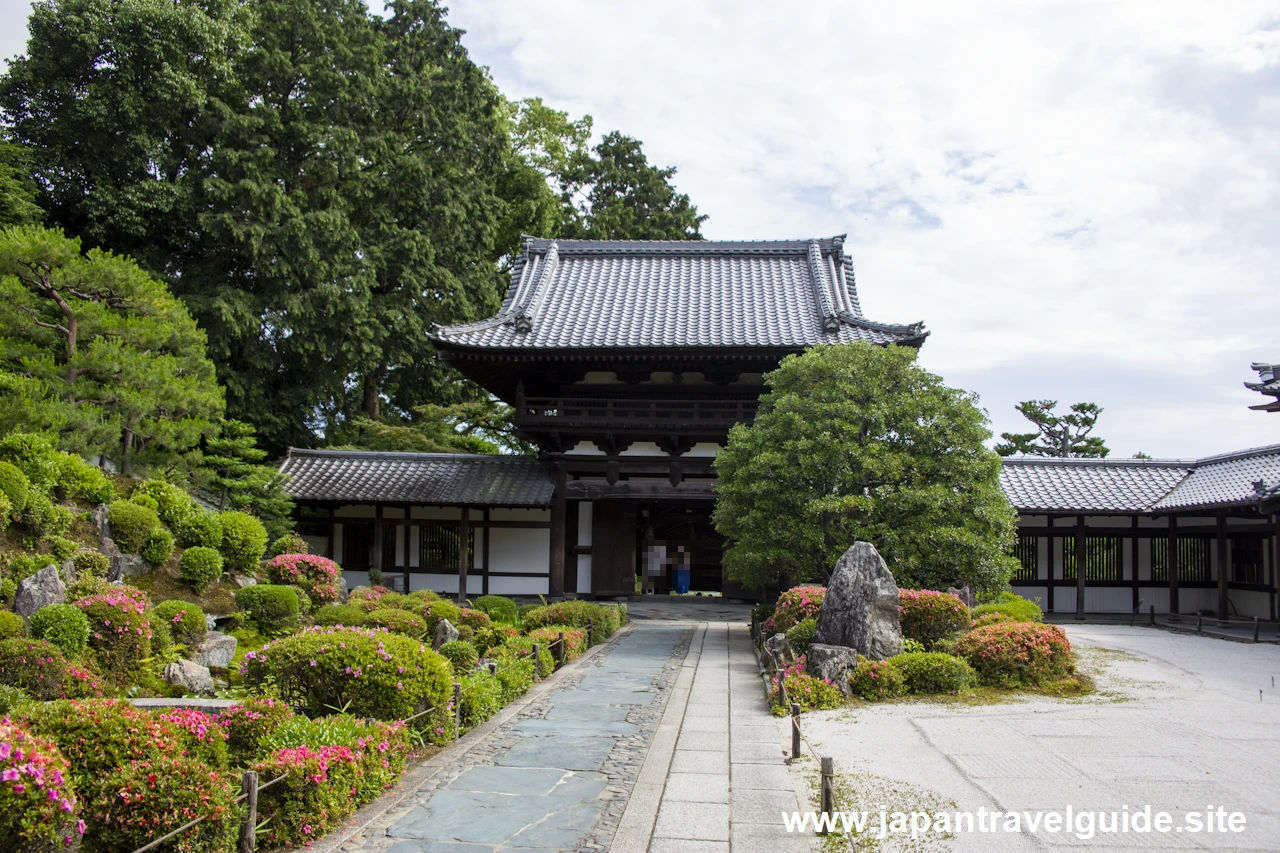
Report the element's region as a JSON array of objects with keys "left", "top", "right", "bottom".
[
  {"left": 1271, "top": 513, "right": 1278, "bottom": 622},
  {"left": 373, "top": 504, "right": 384, "bottom": 581},
  {"left": 549, "top": 463, "right": 566, "bottom": 599},
  {"left": 1046, "top": 517, "right": 1055, "bottom": 614},
  {"left": 457, "top": 507, "right": 470, "bottom": 605},
  {"left": 482, "top": 509, "right": 491, "bottom": 596},
  {"left": 1216, "top": 512, "right": 1229, "bottom": 620},
  {"left": 1168, "top": 515, "right": 1180, "bottom": 617},
  {"left": 1131, "top": 516, "right": 1140, "bottom": 612},
  {"left": 1074, "top": 515, "right": 1086, "bottom": 619}
]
